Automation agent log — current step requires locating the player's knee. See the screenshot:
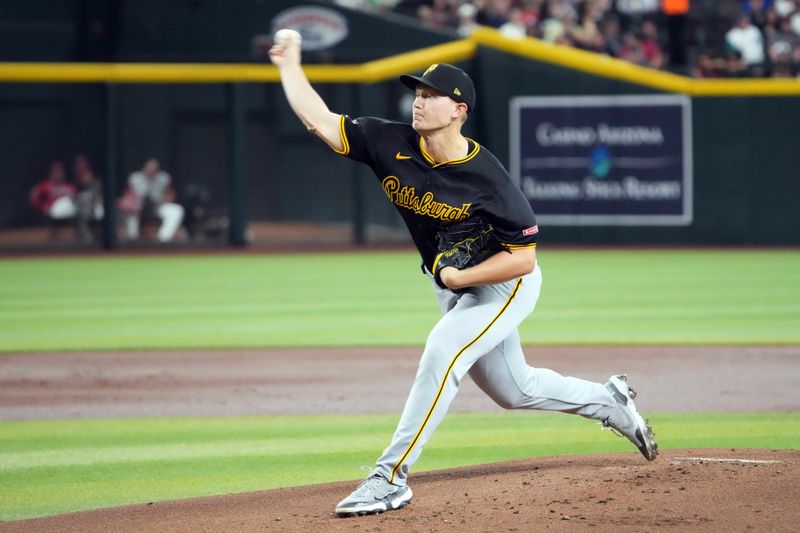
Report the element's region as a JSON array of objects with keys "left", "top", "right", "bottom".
[
  {"left": 417, "top": 347, "right": 449, "bottom": 375},
  {"left": 494, "top": 390, "right": 531, "bottom": 409},
  {"left": 475, "top": 373, "right": 533, "bottom": 409},
  {"left": 160, "top": 203, "right": 184, "bottom": 223},
  {"left": 492, "top": 396, "right": 516, "bottom": 409},
  {"left": 418, "top": 338, "right": 467, "bottom": 380}
]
